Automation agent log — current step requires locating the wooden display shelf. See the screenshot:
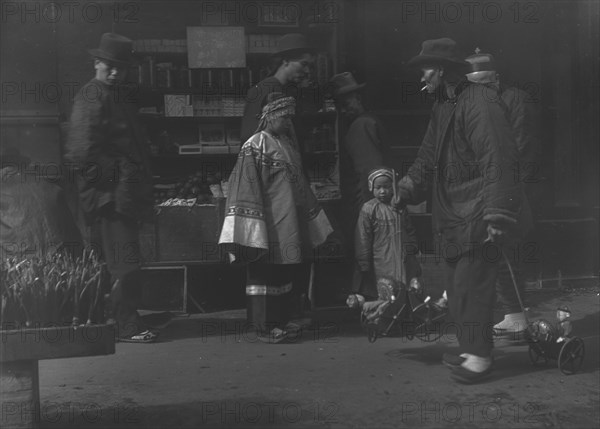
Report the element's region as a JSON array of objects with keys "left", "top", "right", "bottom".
[{"left": 1, "top": 324, "right": 115, "bottom": 363}]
